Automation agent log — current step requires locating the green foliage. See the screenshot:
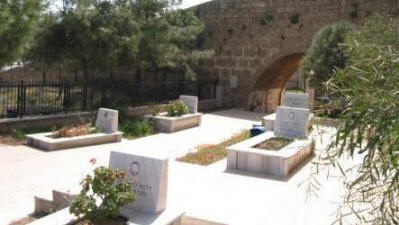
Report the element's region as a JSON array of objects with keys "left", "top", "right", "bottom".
[
  {"left": 299, "top": 21, "right": 352, "bottom": 96},
  {"left": 29, "top": 0, "right": 140, "bottom": 81},
  {"left": 70, "top": 166, "right": 135, "bottom": 222},
  {"left": 29, "top": 0, "right": 213, "bottom": 81},
  {"left": 0, "top": 0, "right": 43, "bottom": 67},
  {"left": 324, "top": 14, "right": 399, "bottom": 223},
  {"left": 167, "top": 100, "right": 189, "bottom": 117},
  {"left": 120, "top": 118, "right": 153, "bottom": 138}
]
